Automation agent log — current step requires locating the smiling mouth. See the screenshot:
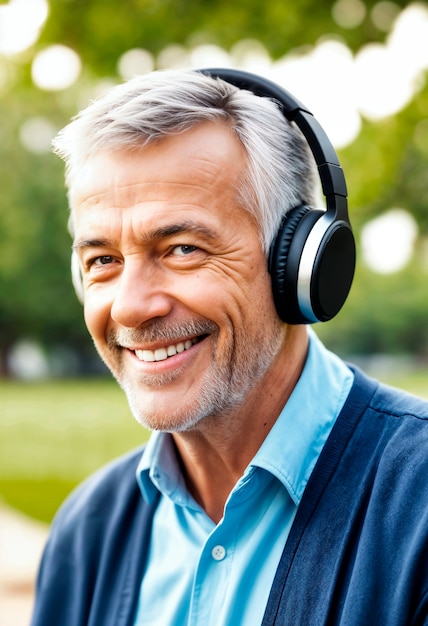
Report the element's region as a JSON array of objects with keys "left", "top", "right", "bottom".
[{"left": 134, "top": 337, "right": 201, "bottom": 362}]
